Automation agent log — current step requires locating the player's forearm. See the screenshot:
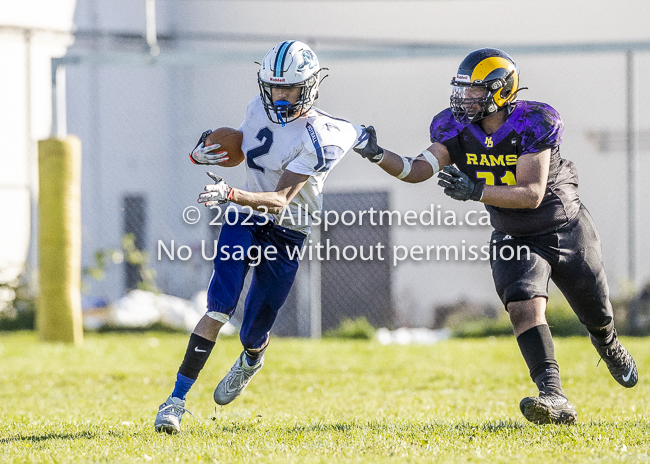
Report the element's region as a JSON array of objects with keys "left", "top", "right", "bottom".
[
  {"left": 377, "top": 150, "right": 406, "bottom": 177},
  {"left": 481, "top": 184, "right": 544, "bottom": 209},
  {"left": 378, "top": 150, "right": 434, "bottom": 183},
  {"left": 229, "top": 188, "right": 288, "bottom": 214}
]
